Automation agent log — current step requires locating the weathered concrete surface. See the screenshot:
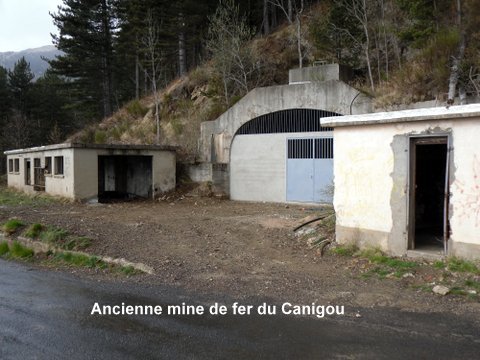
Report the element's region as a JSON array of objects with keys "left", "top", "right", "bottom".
[
  {"left": 199, "top": 80, "right": 372, "bottom": 164},
  {"left": 335, "top": 225, "right": 390, "bottom": 252},
  {"left": 186, "top": 163, "right": 213, "bottom": 183},
  {"left": 289, "top": 64, "right": 353, "bottom": 84}
]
